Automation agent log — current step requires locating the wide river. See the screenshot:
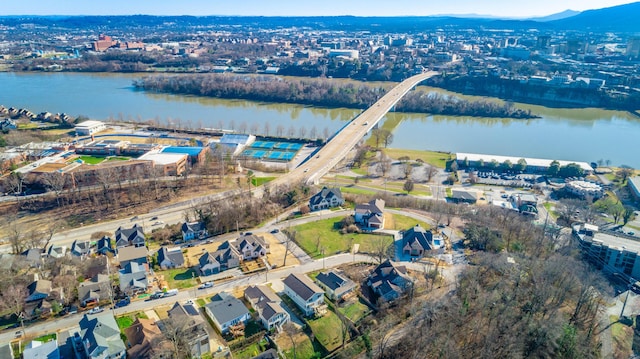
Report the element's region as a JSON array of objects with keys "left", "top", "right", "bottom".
[{"left": 1, "top": 72, "right": 638, "bottom": 167}]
